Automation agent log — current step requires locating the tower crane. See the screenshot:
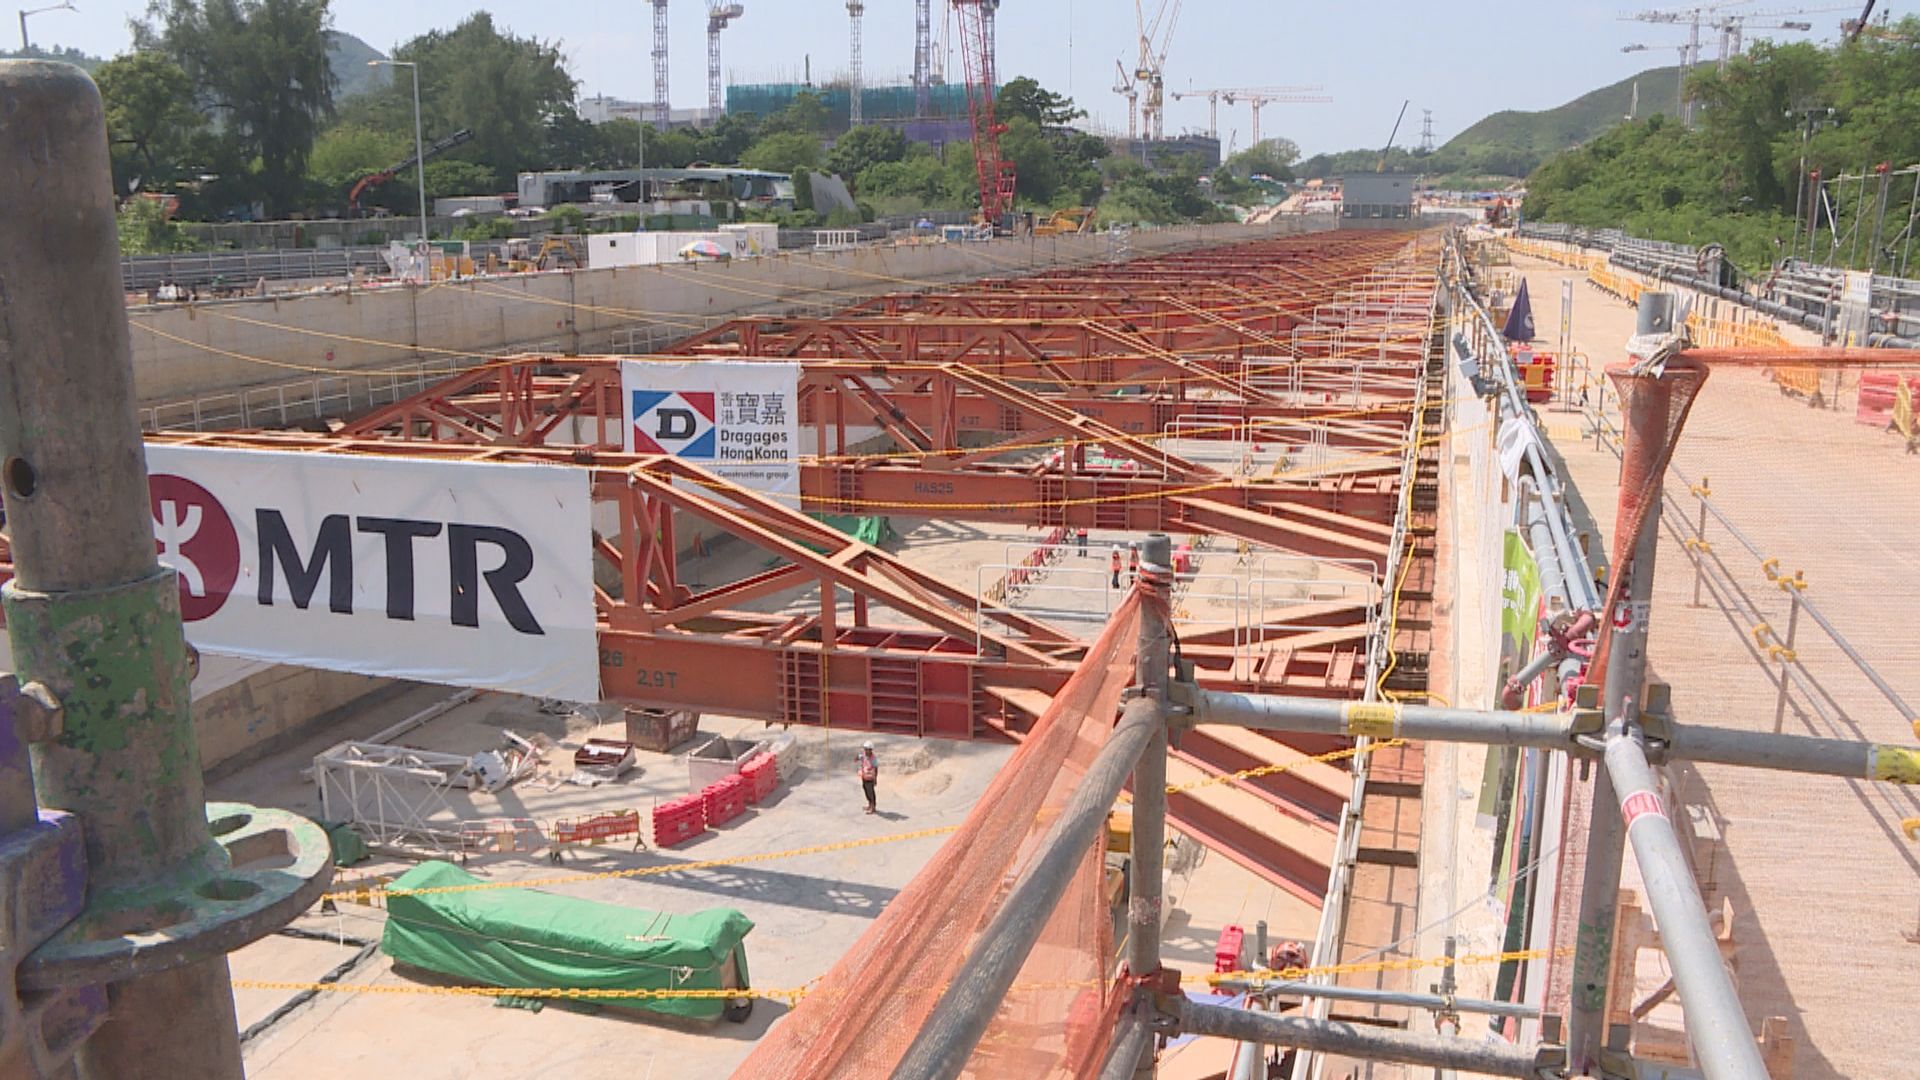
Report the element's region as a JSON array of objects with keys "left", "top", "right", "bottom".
[
  {"left": 953, "top": 0, "right": 1014, "bottom": 226},
  {"left": 913, "top": 0, "right": 932, "bottom": 118},
  {"left": 1132, "top": 0, "right": 1184, "bottom": 141},
  {"left": 1622, "top": 3, "right": 1844, "bottom": 123},
  {"left": 846, "top": 1, "right": 864, "bottom": 125},
  {"left": 1113, "top": 61, "right": 1139, "bottom": 141},
  {"left": 707, "top": 3, "right": 744, "bottom": 118},
  {"left": 651, "top": 0, "right": 670, "bottom": 127},
  {"left": 1169, "top": 85, "right": 1326, "bottom": 142}
]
